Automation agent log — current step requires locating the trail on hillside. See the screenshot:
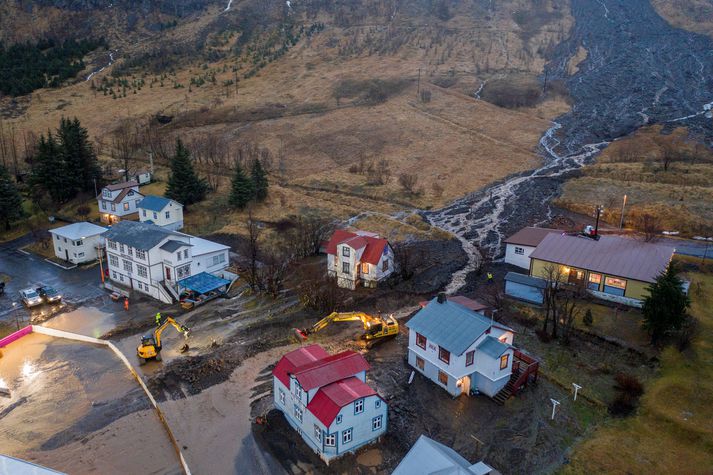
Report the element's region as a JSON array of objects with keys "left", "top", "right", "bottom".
[{"left": 426, "top": 0, "right": 713, "bottom": 294}]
